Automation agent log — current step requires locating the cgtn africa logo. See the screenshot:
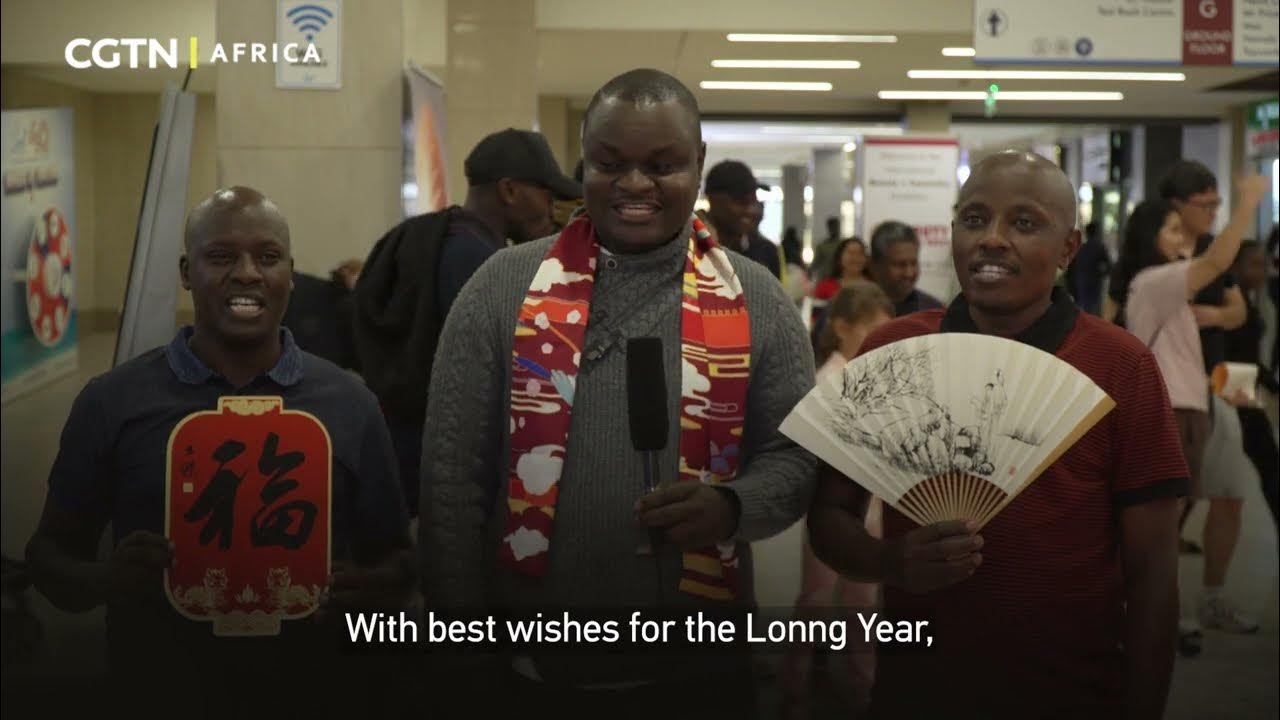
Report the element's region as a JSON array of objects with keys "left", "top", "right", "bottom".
[{"left": 64, "top": 37, "right": 323, "bottom": 69}]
